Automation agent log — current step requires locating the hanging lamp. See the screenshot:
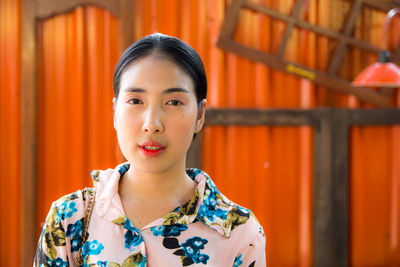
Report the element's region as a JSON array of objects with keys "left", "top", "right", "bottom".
[{"left": 352, "top": 8, "right": 400, "bottom": 89}]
